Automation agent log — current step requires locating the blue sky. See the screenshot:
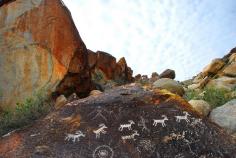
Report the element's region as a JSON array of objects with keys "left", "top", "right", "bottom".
[{"left": 63, "top": 0, "right": 236, "bottom": 80}]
